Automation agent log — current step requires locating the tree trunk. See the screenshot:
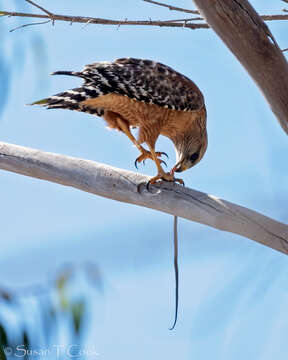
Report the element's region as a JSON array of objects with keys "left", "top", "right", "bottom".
[{"left": 193, "top": 0, "right": 288, "bottom": 134}]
